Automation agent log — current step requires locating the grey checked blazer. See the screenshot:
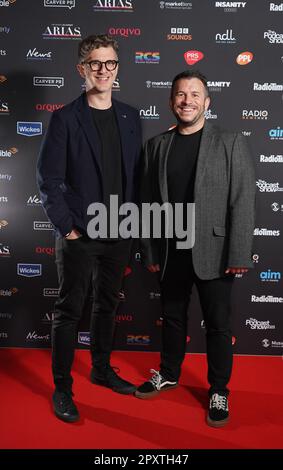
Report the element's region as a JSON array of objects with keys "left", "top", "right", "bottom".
[{"left": 140, "top": 121, "right": 256, "bottom": 280}]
